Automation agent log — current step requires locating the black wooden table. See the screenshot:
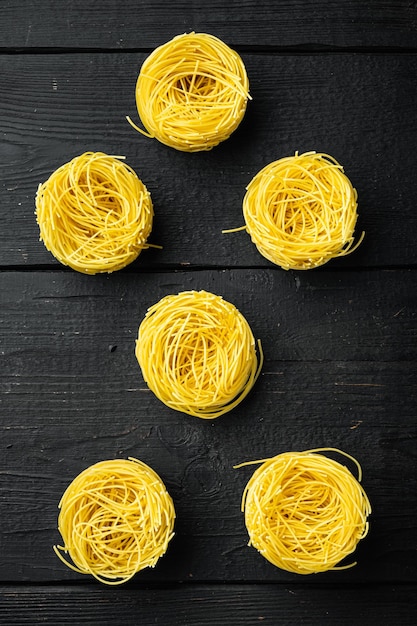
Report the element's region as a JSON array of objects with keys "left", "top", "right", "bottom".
[{"left": 1, "top": 2, "right": 417, "bottom": 624}]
